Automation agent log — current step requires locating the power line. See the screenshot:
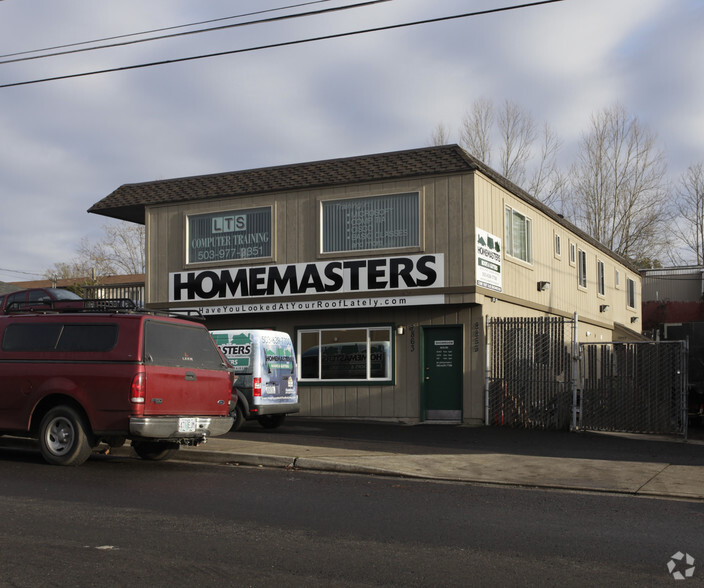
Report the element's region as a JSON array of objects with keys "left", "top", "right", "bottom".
[
  {"left": 0, "top": 0, "right": 334, "bottom": 59},
  {"left": 0, "top": 267, "right": 45, "bottom": 278},
  {"left": 0, "top": 0, "right": 565, "bottom": 89},
  {"left": 0, "top": 0, "right": 391, "bottom": 66}
]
